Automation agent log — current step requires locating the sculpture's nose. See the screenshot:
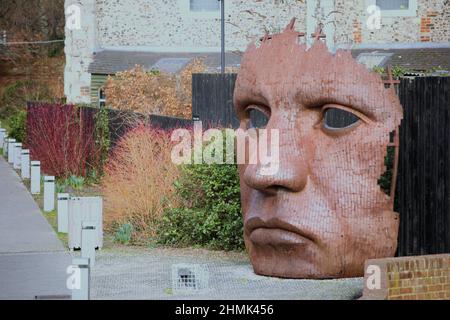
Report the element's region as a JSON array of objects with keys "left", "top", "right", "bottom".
[{"left": 243, "top": 151, "right": 309, "bottom": 195}]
